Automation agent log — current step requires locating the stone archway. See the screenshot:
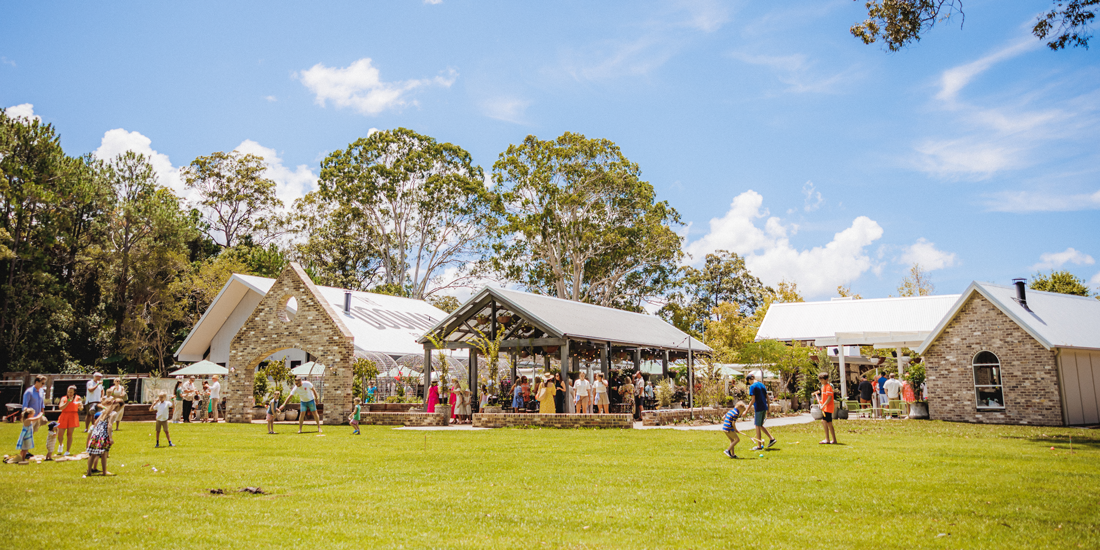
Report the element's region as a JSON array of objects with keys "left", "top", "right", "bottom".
[{"left": 224, "top": 262, "right": 355, "bottom": 426}]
